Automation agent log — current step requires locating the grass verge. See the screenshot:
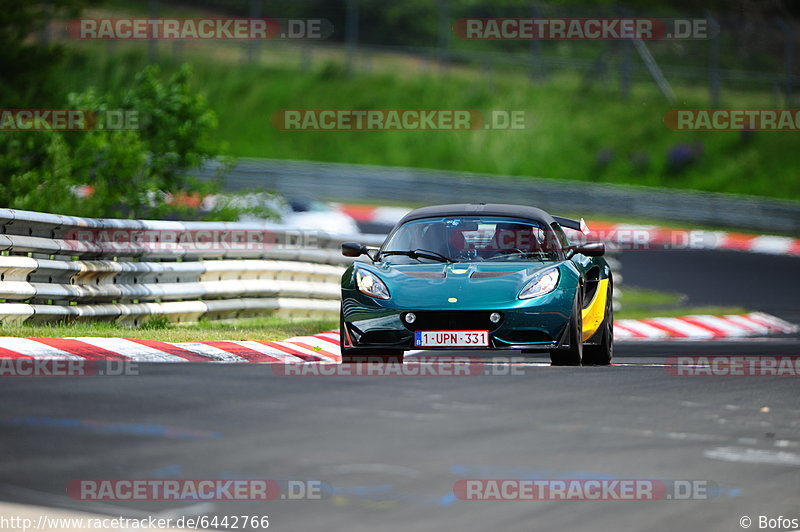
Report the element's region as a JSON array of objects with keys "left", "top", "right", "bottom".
[
  {"left": 52, "top": 42, "right": 800, "bottom": 202},
  {"left": 0, "top": 316, "right": 337, "bottom": 343},
  {"left": 617, "top": 286, "right": 745, "bottom": 320}
]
